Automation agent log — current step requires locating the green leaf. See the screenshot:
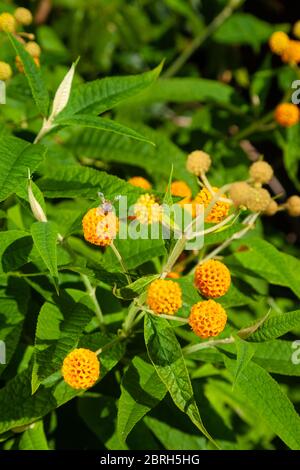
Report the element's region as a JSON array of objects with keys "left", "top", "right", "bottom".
[
  {"left": 188, "top": 340, "right": 300, "bottom": 377},
  {"left": 228, "top": 238, "right": 300, "bottom": 298},
  {"left": 144, "top": 314, "right": 214, "bottom": 445},
  {"left": 163, "top": 166, "right": 174, "bottom": 207},
  {"left": 58, "top": 63, "right": 163, "bottom": 118},
  {"left": 37, "top": 164, "right": 143, "bottom": 203},
  {"left": 63, "top": 123, "right": 197, "bottom": 191},
  {"left": 247, "top": 310, "right": 300, "bottom": 342},
  {"left": 213, "top": 14, "right": 286, "bottom": 50},
  {"left": 233, "top": 336, "right": 256, "bottom": 386},
  {"left": 101, "top": 238, "right": 167, "bottom": 271},
  {"left": 0, "top": 136, "right": 46, "bottom": 202},
  {"left": 117, "top": 356, "right": 167, "bottom": 442},
  {"left": 115, "top": 275, "right": 159, "bottom": 300},
  {"left": 0, "top": 279, "right": 30, "bottom": 376},
  {"left": 55, "top": 115, "right": 154, "bottom": 145},
  {"left": 276, "top": 125, "right": 300, "bottom": 191},
  {"left": 0, "top": 333, "right": 124, "bottom": 433},
  {"left": 0, "top": 230, "right": 33, "bottom": 273},
  {"left": 18, "top": 421, "right": 49, "bottom": 450},
  {"left": 144, "top": 416, "right": 207, "bottom": 450},
  {"left": 125, "top": 77, "right": 244, "bottom": 107},
  {"left": 224, "top": 357, "right": 300, "bottom": 450},
  {"left": 8, "top": 34, "right": 49, "bottom": 116},
  {"left": 31, "top": 290, "right": 94, "bottom": 393},
  {"left": 31, "top": 222, "right": 59, "bottom": 284},
  {"left": 78, "top": 395, "right": 128, "bottom": 450},
  {"left": 253, "top": 340, "right": 300, "bottom": 376}
]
